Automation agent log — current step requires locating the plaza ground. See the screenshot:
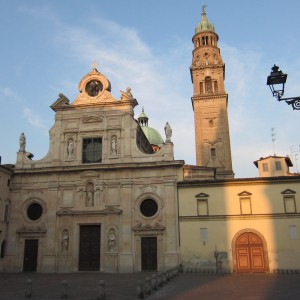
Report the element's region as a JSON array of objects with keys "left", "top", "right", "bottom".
[{"left": 1, "top": 272, "right": 300, "bottom": 300}]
